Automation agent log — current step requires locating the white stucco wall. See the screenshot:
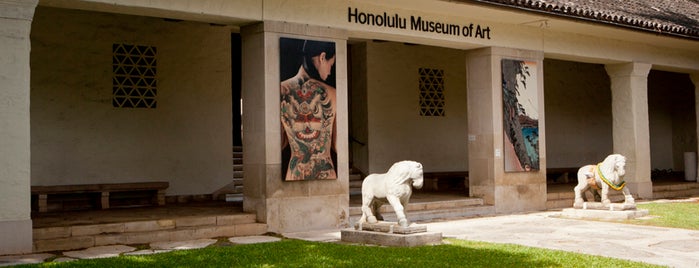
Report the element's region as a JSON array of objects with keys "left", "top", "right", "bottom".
[
  {"left": 30, "top": 7, "right": 233, "bottom": 196},
  {"left": 364, "top": 42, "right": 468, "bottom": 173}
]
